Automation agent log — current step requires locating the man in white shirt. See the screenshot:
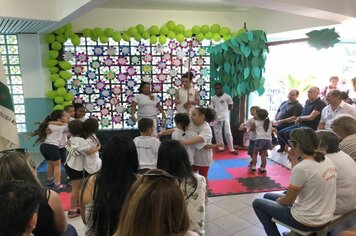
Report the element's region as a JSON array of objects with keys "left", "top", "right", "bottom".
[
  {"left": 211, "top": 83, "right": 237, "bottom": 155},
  {"left": 318, "top": 89, "right": 356, "bottom": 130}
]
